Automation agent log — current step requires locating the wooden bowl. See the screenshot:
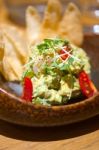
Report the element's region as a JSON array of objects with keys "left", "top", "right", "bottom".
[{"left": 0, "top": 34, "right": 99, "bottom": 127}]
